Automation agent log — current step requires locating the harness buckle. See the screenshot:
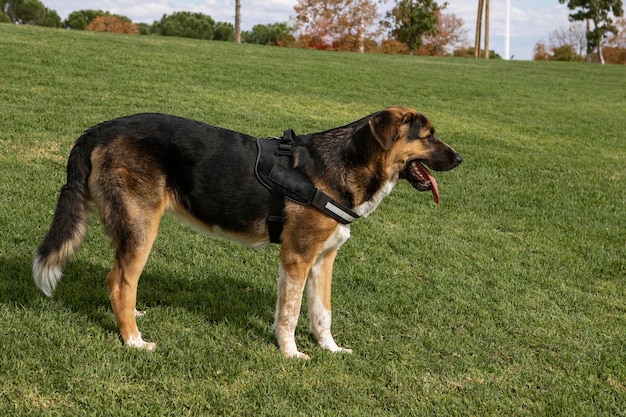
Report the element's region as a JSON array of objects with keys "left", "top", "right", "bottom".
[
  {"left": 275, "top": 143, "right": 292, "bottom": 156},
  {"left": 267, "top": 215, "right": 283, "bottom": 224}
]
